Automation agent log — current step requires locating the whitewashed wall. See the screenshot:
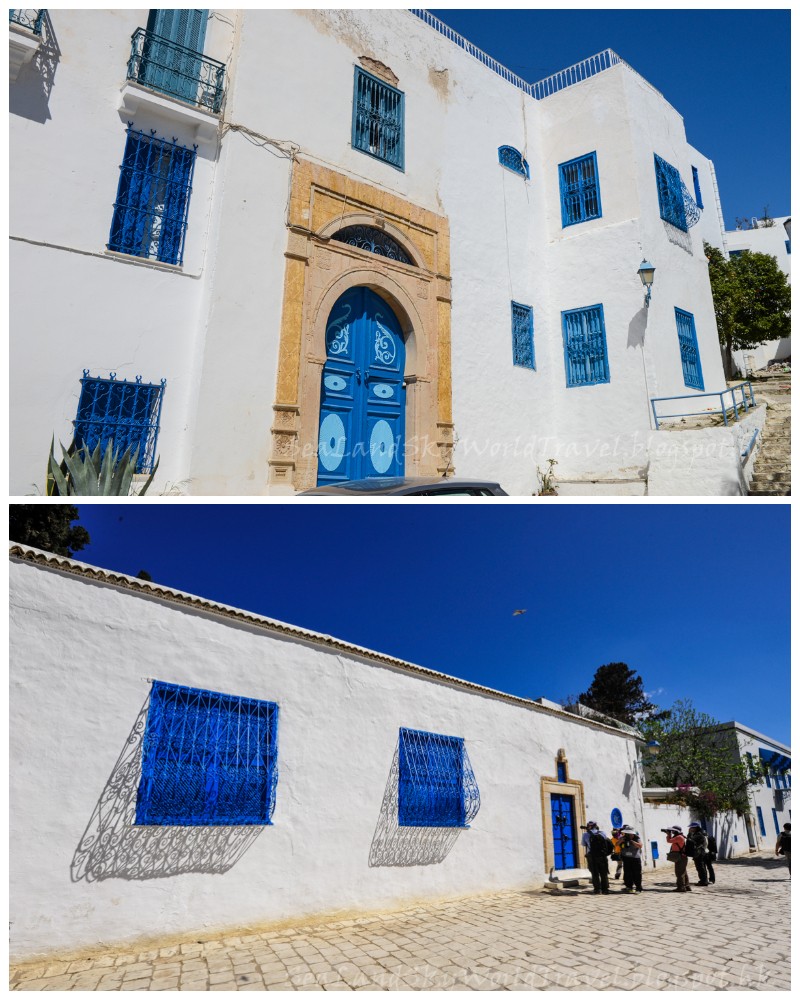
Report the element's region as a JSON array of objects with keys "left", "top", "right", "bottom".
[{"left": 10, "top": 552, "right": 643, "bottom": 961}]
